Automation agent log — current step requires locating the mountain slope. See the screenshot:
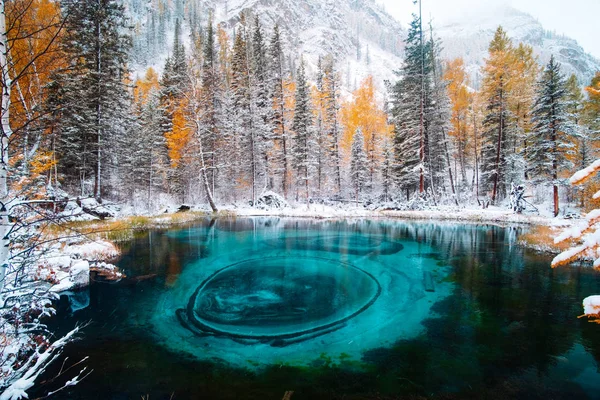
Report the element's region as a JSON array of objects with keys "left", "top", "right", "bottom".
[
  {"left": 436, "top": 5, "right": 600, "bottom": 86},
  {"left": 211, "top": 0, "right": 406, "bottom": 92}
]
